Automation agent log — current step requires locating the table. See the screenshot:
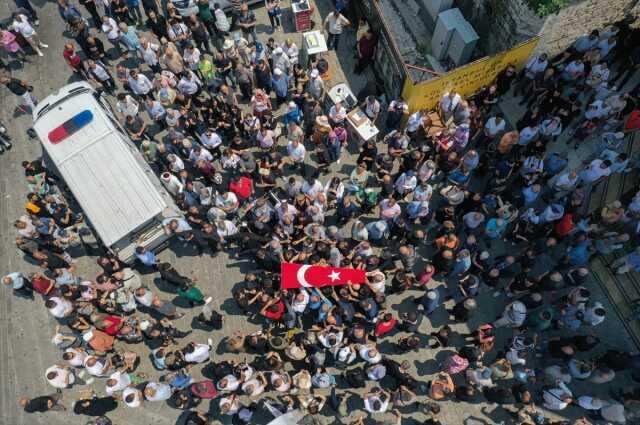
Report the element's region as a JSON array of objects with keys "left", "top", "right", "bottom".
[
  {"left": 292, "top": 0, "right": 312, "bottom": 32},
  {"left": 347, "top": 107, "right": 379, "bottom": 146}
]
